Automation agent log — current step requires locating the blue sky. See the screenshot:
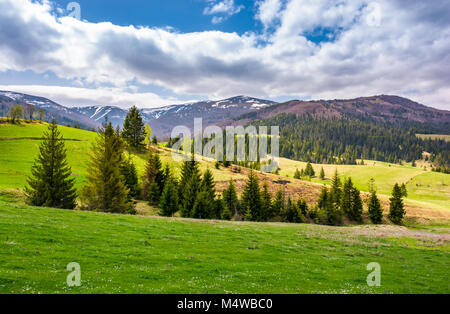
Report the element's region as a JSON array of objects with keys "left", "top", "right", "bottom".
[{"left": 0, "top": 0, "right": 449, "bottom": 109}]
